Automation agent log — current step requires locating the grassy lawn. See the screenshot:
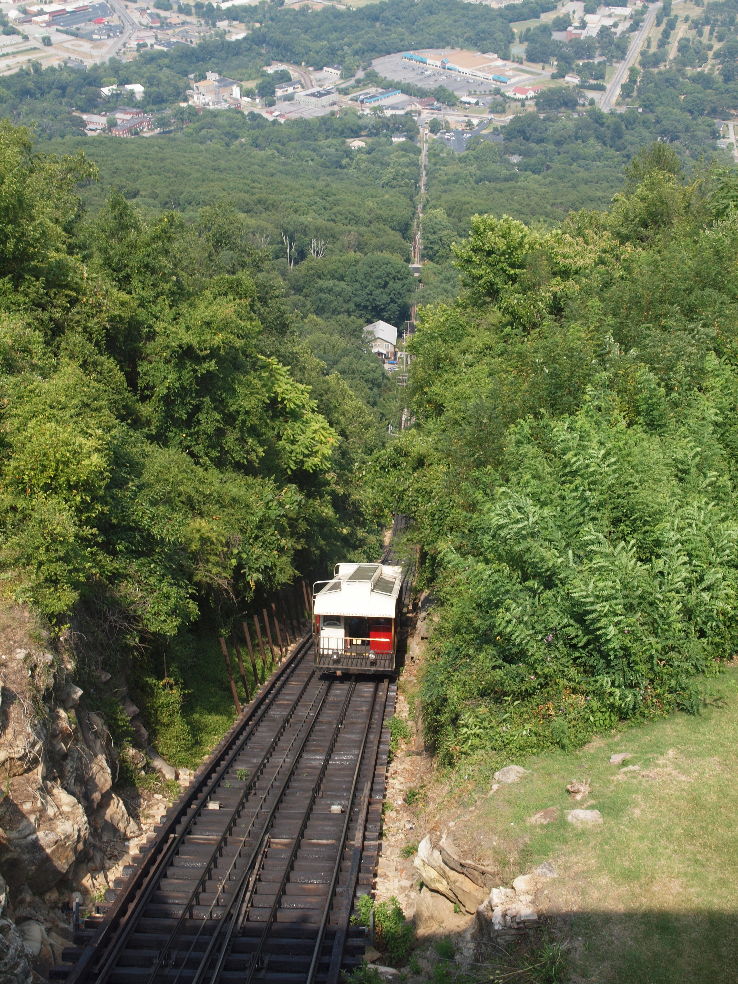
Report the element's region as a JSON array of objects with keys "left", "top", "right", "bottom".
[{"left": 424, "top": 667, "right": 738, "bottom": 983}]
